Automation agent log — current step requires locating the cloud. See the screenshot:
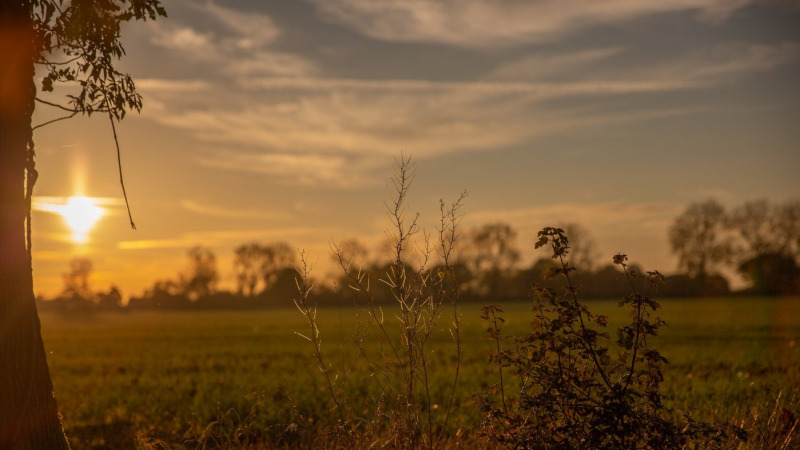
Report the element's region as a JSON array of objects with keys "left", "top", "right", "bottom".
[
  {"left": 203, "top": 2, "right": 281, "bottom": 49},
  {"left": 243, "top": 77, "right": 695, "bottom": 95},
  {"left": 150, "top": 23, "right": 213, "bottom": 53},
  {"left": 467, "top": 202, "right": 686, "bottom": 253},
  {"left": 688, "top": 42, "right": 800, "bottom": 79},
  {"left": 149, "top": 74, "right": 705, "bottom": 152},
  {"left": 117, "top": 239, "right": 196, "bottom": 250},
  {"left": 145, "top": 4, "right": 316, "bottom": 77},
  {"left": 487, "top": 48, "right": 624, "bottom": 81},
  {"left": 138, "top": 73, "right": 708, "bottom": 188},
  {"left": 136, "top": 4, "right": 797, "bottom": 189},
  {"left": 135, "top": 79, "right": 211, "bottom": 92},
  {"left": 180, "top": 199, "right": 293, "bottom": 221},
  {"left": 32, "top": 196, "right": 123, "bottom": 216},
  {"left": 486, "top": 42, "right": 800, "bottom": 84},
  {"left": 193, "top": 150, "right": 381, "bottom": 187},
  {"left": 117, "top": 226, "right": 335, "bottom": 250},
  {"left": 143, "top": 69, "right": 712, "bottom": 187},
  {"left": 310, "top": 0, "right": 754, "bottom": 48}
]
